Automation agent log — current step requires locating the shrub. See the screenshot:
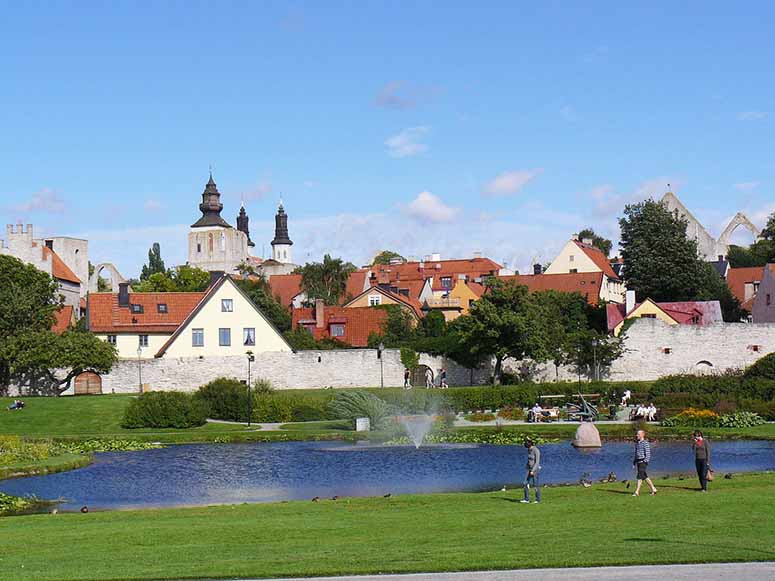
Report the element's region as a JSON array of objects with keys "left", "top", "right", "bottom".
[
  {"left": 718, "top": 411, "right": 765, "bottom": 428},
  {"left": 252, "top": 394, "right": 294, "bottom": 423},
  {"left": 740, "top": 399, "right": 775, "bottom": 421},
  {"left": 497, "top": 406, "right": 525, "bottom": 421},
  {"left": 327, "top": 390, "right": 393, "bottom": 429},
  {"left": 661, "top": 408, "right": 719, "bottom": 428},
  {"left": 289, "top": 398, "right": 329, "bottom": 422},
  {"left": 194, "top": 377, "right": 249, "bottom": 422},
  {"left": 253, "top": 378, "right": 274, "bottom": 395},
  {"left": 465, "top": 412, "right": 496, "bottom": 422},
  {"left": 122, "top": 391, "right": 207, "bottom": 429},
  {"left": 744, "top": 352, "right": 775, "bottom": 380},
  {"left": 0, "top": 436, "right": 55, "bottom": 465}
]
